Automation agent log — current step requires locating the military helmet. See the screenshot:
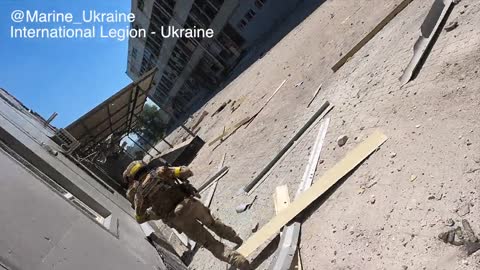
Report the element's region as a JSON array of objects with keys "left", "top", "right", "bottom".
[{"left": 123, "top": 160, "right": 146, "bottom": 184}]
